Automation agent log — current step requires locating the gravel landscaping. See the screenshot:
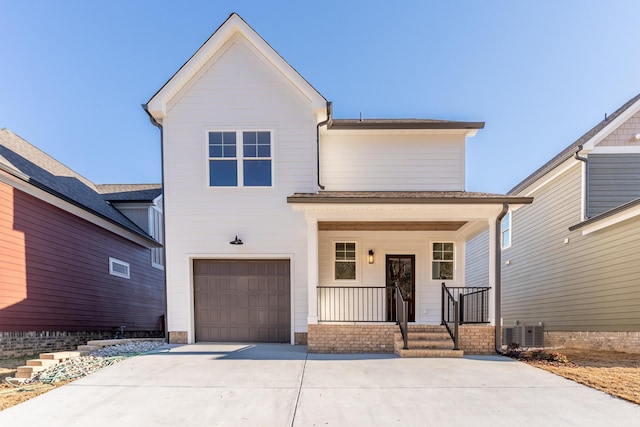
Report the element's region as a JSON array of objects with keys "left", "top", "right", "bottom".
[{"left": 1, "top": 340, "right": 165, "bottom": 410}]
